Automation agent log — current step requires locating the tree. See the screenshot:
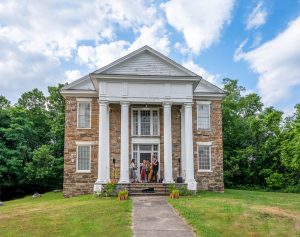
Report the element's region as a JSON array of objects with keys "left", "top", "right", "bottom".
[{"left": 0, "top": 95, "right": 10, "bottom": 110}]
